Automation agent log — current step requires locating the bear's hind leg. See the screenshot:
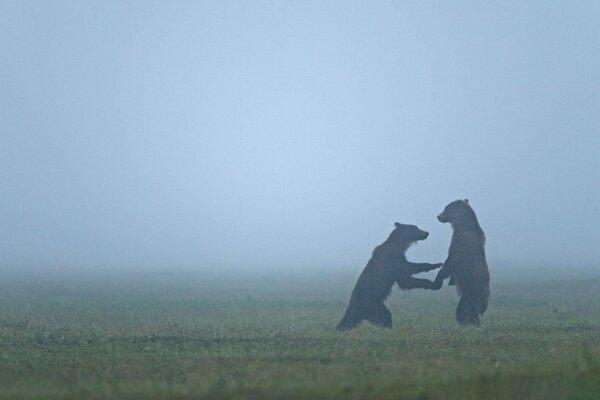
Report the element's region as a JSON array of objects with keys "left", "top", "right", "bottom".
[
  {"left": 336, "top": 307, "right": 363, "bottom": 331},
  {"left": 456, "top": 292, "right": 480, "bottom": 326},
  {"left": 336, "top": 314, "right": 362, "bottom": 331},
  {"left": 456, "top": 294, "right": 472, "bottom": 325},
  {"left": 365, "top": 304, "right": 392, "bottom": 329}
]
